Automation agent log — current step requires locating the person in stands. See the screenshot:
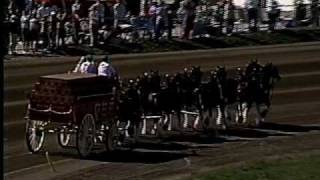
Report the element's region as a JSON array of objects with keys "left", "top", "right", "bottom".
[
  {"left": 8, "top": 9, "right": 19, "bottom": 55},
  {"left": 88, "top": 5, "right": 99, "bottom": 47},
  {"left": 20, "top": 10, "right": 30, "bottom": 53},
  {"left": 90, "top": 0, "right": 105, "bottom": 27},
  {"left": 154, "top": 1, "right": 168, "bottom": 40},
  {"left": 181, "top": 0, "right": 196, "bottom": 39},
  {"left": 71, "top": 0, "right": 81, "bottom": 44},
  {"left": 29, "top": 9, "right": 40, "bottom": 53},
  {"left": 113, "top": 0, "right": 127, "bottom": 28},
  {"left": 148, "top": 1, "right": 158, "bottom": 38},
  {"left": 56, "top": 9, "right": 67, "bottom": 48}
]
